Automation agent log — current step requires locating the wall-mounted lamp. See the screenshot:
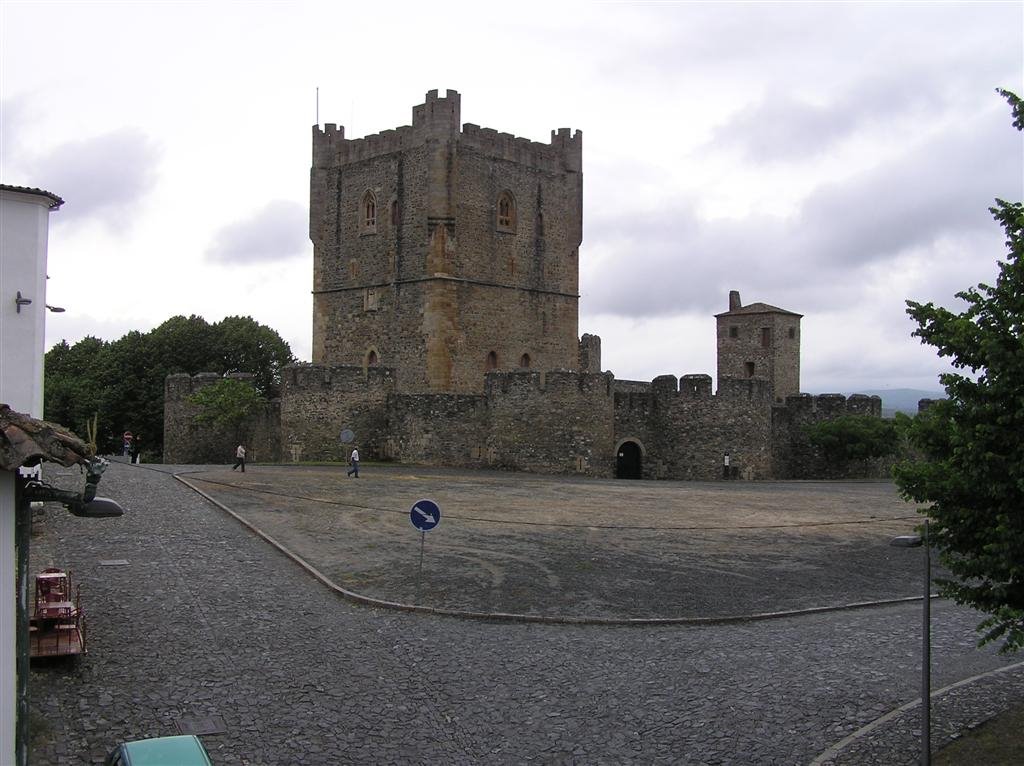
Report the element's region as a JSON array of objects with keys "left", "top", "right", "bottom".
[{"left": 15, "top": 291, "right": 32, "bottom": 313}]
